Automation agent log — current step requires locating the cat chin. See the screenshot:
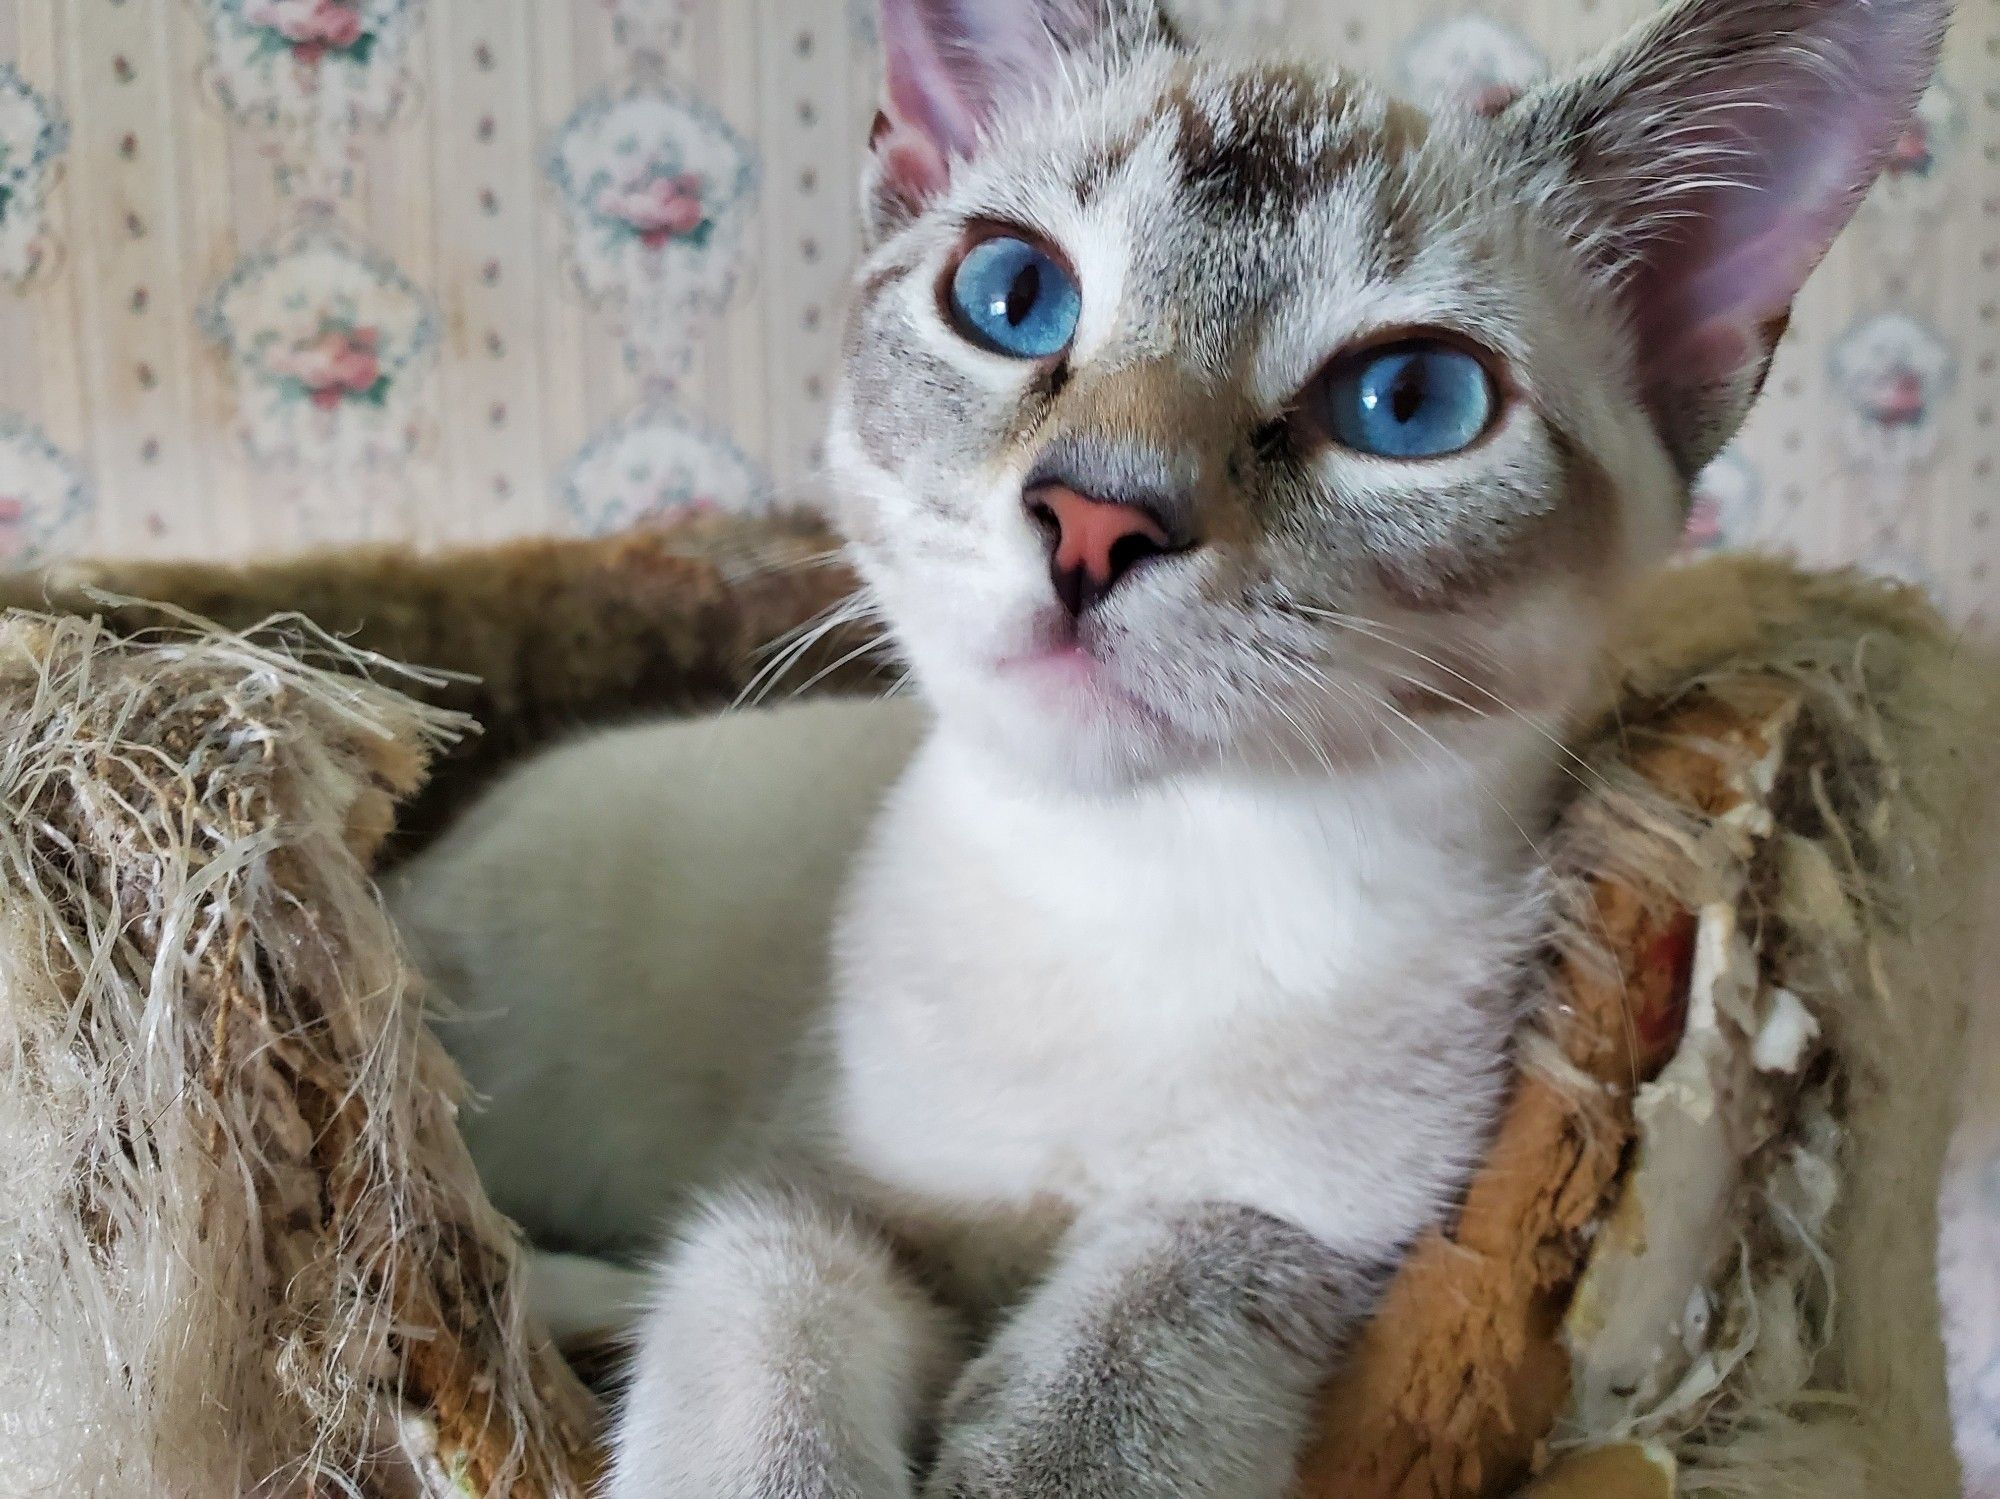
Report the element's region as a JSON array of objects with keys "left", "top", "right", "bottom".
[{"left": 913, "top": 658, "right": 1203, "bottom": 796}]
